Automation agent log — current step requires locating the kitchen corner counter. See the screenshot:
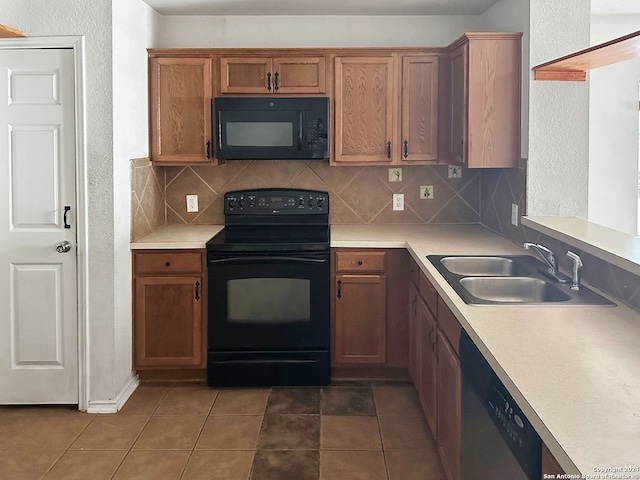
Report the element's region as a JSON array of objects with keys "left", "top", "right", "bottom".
[
  {"left": 332, "top": 224, "right": 640, "bottom": 476},
  {"left": 130, "top": 222, "right": 640, "bottom": 474},
  {"left": 130, "top": 224, "right": 223, "bottom": 249}
]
